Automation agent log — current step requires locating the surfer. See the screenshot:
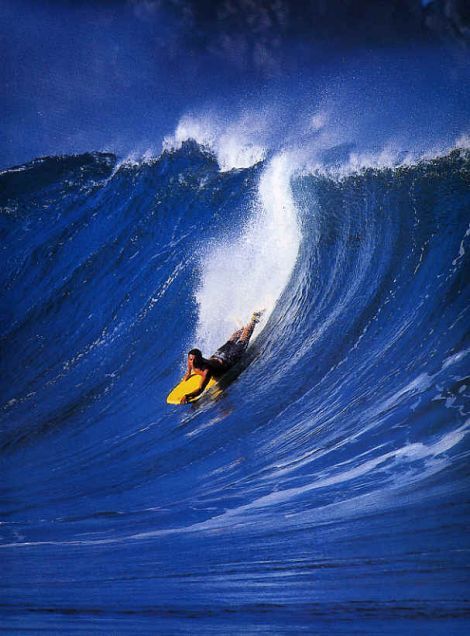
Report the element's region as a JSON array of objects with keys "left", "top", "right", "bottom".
[{"left": 180, "top": 311, "right": 264, "bottom": 403}]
